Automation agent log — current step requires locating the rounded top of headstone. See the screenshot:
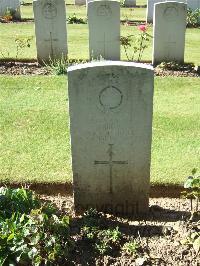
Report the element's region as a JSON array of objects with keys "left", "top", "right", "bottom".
[{"left": 68, "top": 61, "right": 153, "bottom": 73}]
